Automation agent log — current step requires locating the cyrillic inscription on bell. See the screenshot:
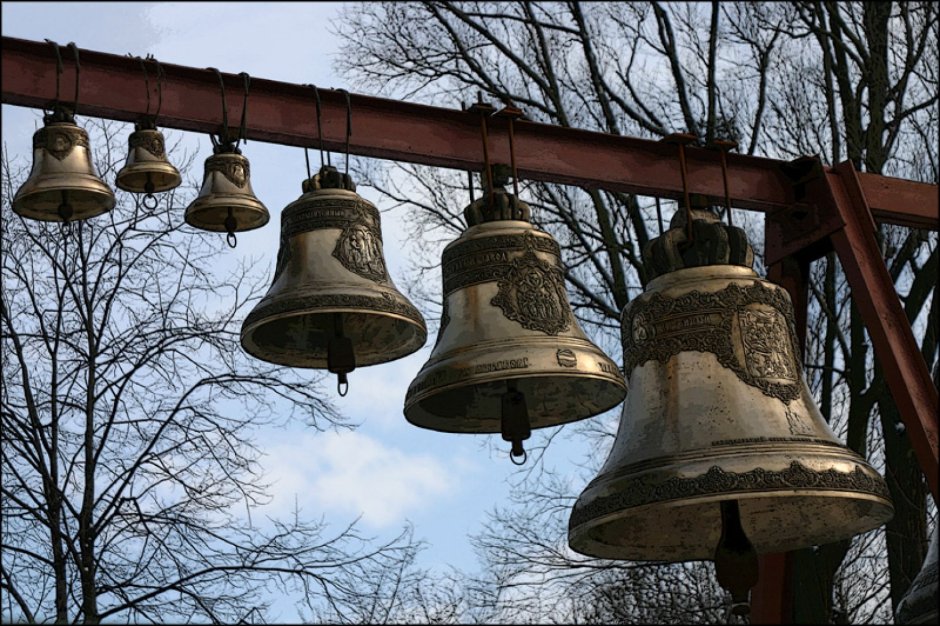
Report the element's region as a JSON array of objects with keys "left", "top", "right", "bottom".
[
  {"left": 13, "top": 108, "right": 115, "bottom": 222},
  {"left": 240, "top": 166, "right": 427, "bottom": 390},
  {"left": 569, "top": 206, "right": 893, "bottom": 565},
  {"left": 404, "top": 182, "right": 626, "bottom": 454}
]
